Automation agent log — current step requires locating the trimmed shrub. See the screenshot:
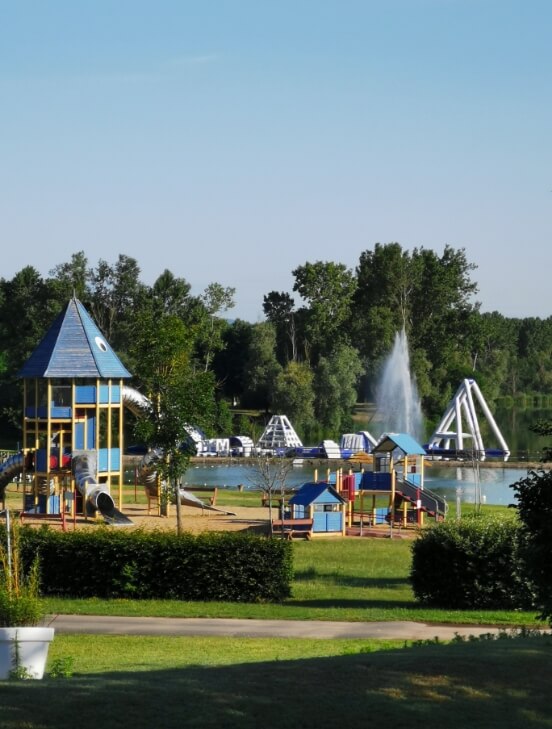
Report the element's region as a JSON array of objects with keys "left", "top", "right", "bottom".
[
  {"left": 410, "top": 515, "right": 534, "bottom": 609},
  {"left": 9, "top": 527, "right": 293, "bottom": 603},
  {"left": 511, "top": 468, "right": 552, "bottom": 623}
]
